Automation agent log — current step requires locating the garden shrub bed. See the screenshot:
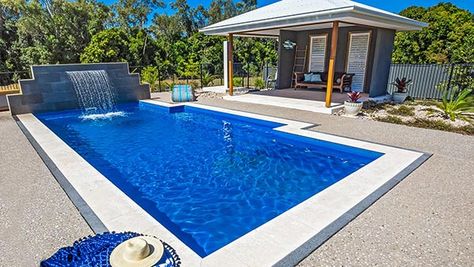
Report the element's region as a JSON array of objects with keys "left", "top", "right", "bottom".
[{"left": 346, "top": 99, "right": 474, "bottom": 135}]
